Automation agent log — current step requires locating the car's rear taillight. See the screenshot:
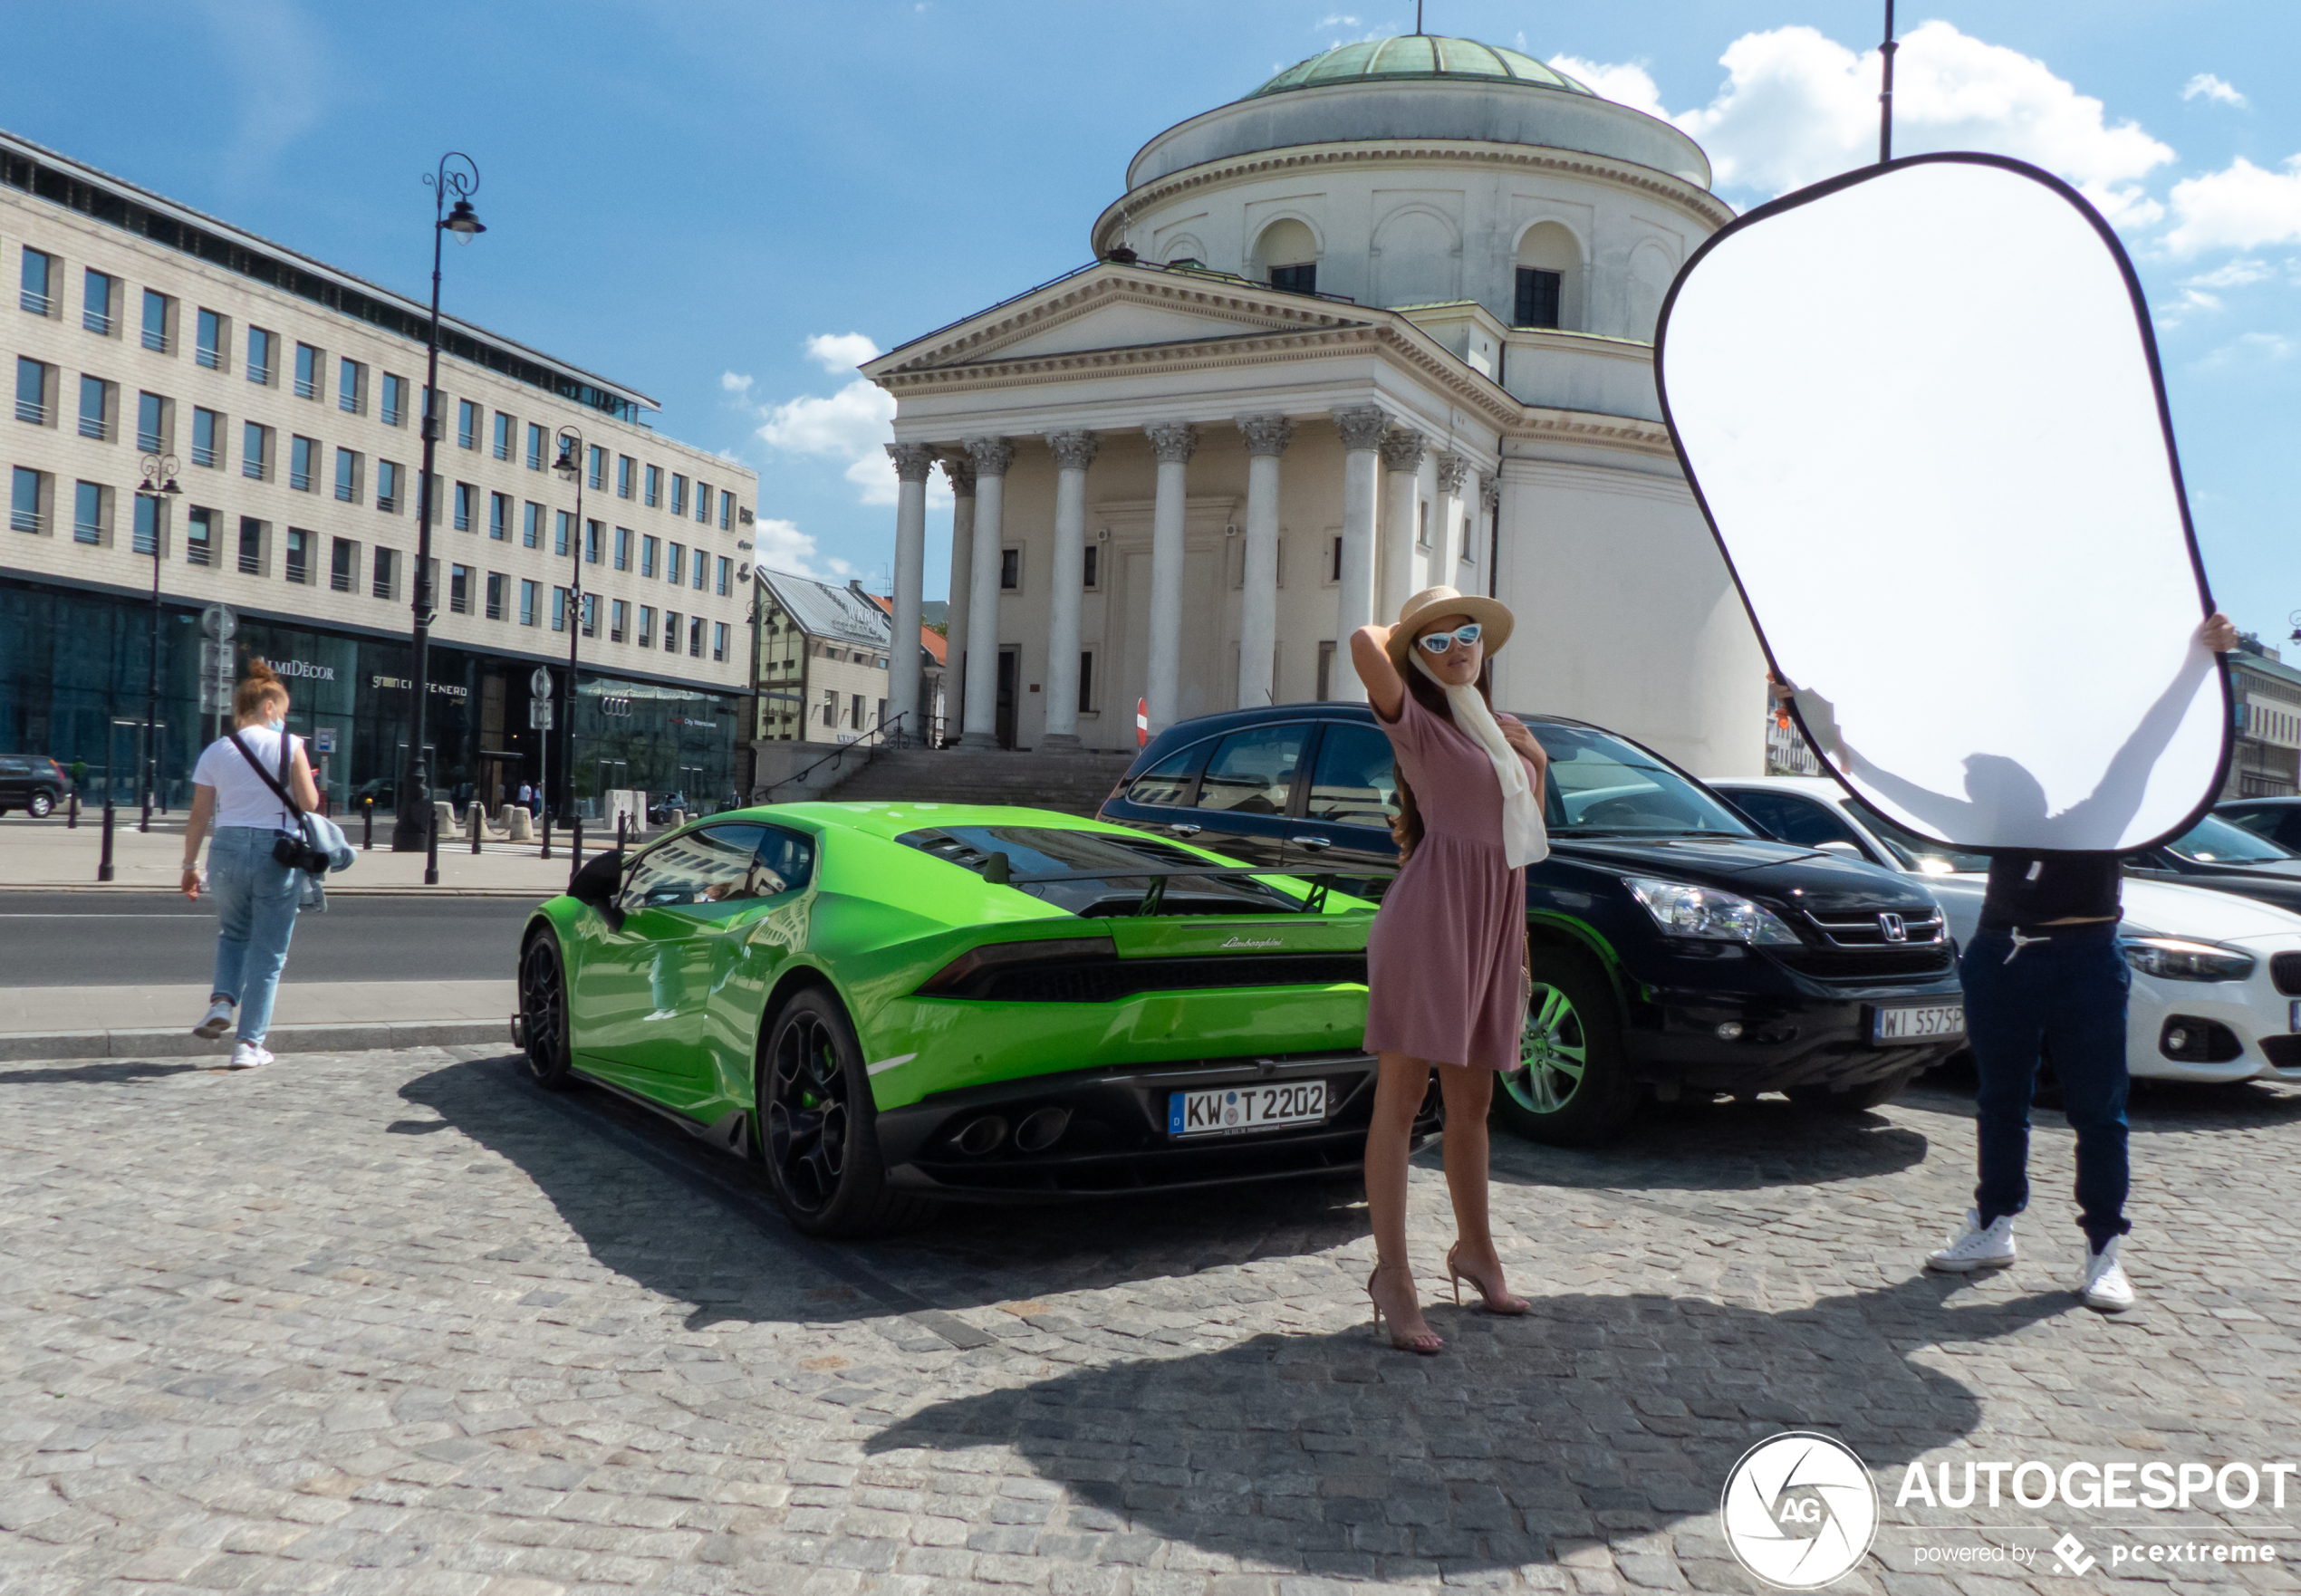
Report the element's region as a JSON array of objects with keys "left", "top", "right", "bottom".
[{"left": 917, "top": 936, "right": 1116, "bottom": 997}]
